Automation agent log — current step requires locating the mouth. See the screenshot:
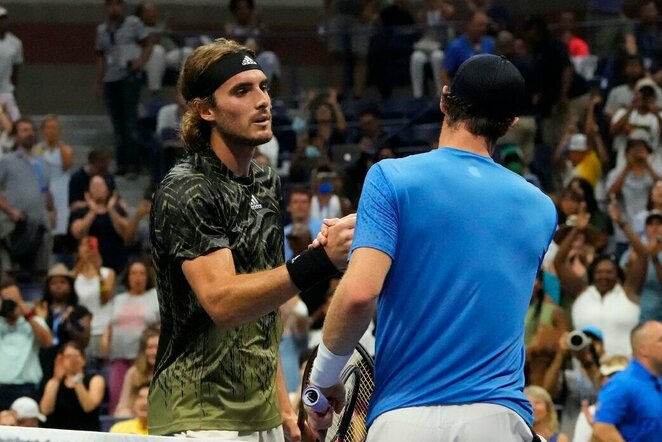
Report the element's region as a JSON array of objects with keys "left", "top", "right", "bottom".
[{"left": 253, "top": 114, "right": 271, "bottom": 126}]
